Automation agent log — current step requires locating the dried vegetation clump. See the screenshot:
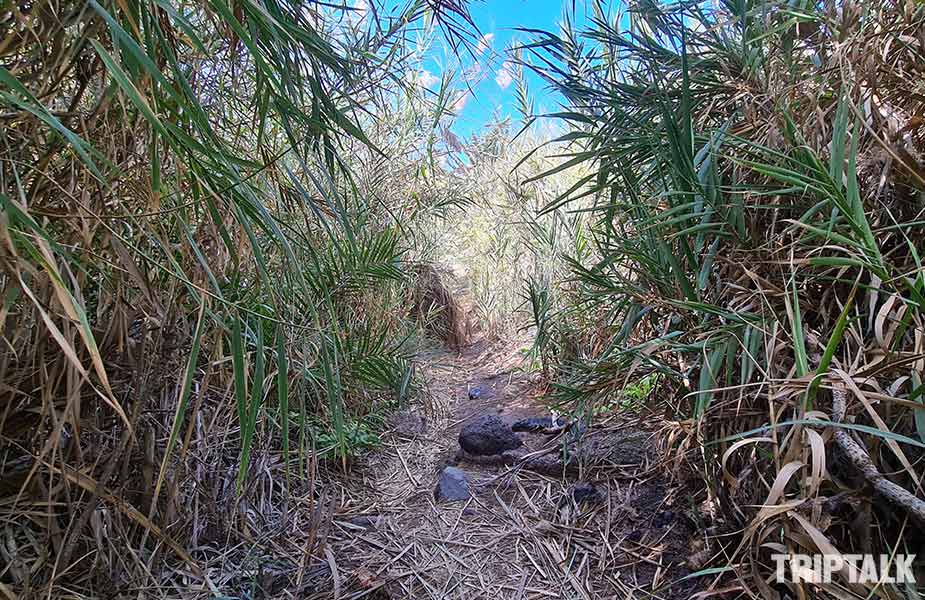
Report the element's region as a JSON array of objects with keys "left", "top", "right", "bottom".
[
  {"left": 524, "top": 0, "right": 925, "bottom": 596},
  {"left": 0, "top": 0, "right": 477, "bottom": 596},
  {"left": 409, "top": 264, "right": 470, "bottom": 351}
]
